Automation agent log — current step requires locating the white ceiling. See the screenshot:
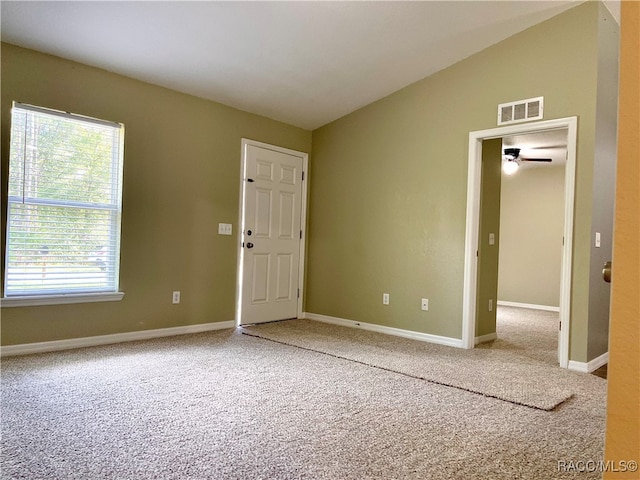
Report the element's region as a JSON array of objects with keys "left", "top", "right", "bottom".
[
  {"left": 1, "top": 0, "right": 616, "bottom": 129},
  {"left": 1, "top": 1, "right": 613, "bottom": 131}
]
